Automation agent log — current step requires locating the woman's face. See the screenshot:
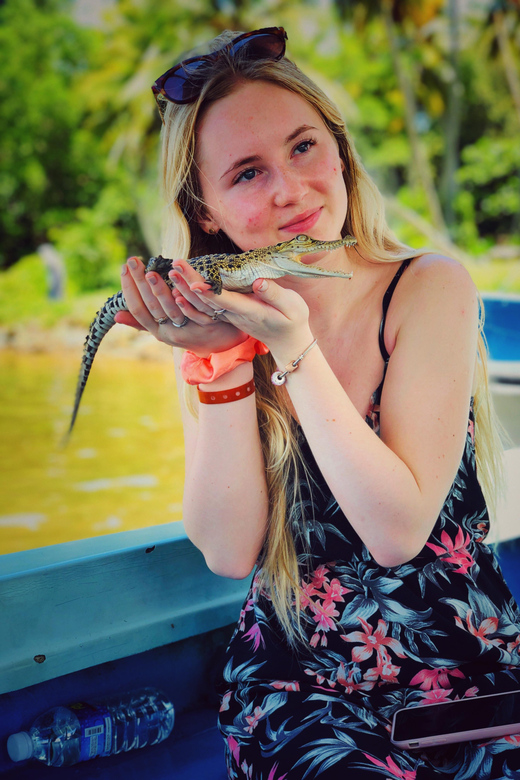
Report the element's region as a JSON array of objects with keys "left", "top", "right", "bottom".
[{"left": 195, "top": 80, "right": 349, "bottom": 259}]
